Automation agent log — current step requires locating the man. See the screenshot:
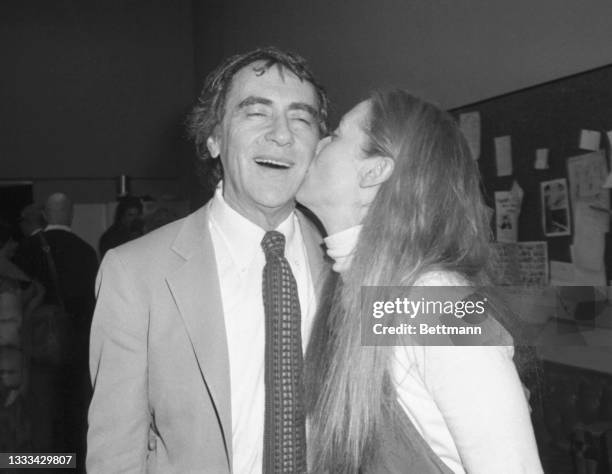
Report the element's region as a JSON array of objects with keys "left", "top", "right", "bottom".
[
  {"left": 87, "top": 47, "right": 330, "bottom": 473},
  {"left": 13, "top": 193, "right": 98, "bottom": 321}
]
